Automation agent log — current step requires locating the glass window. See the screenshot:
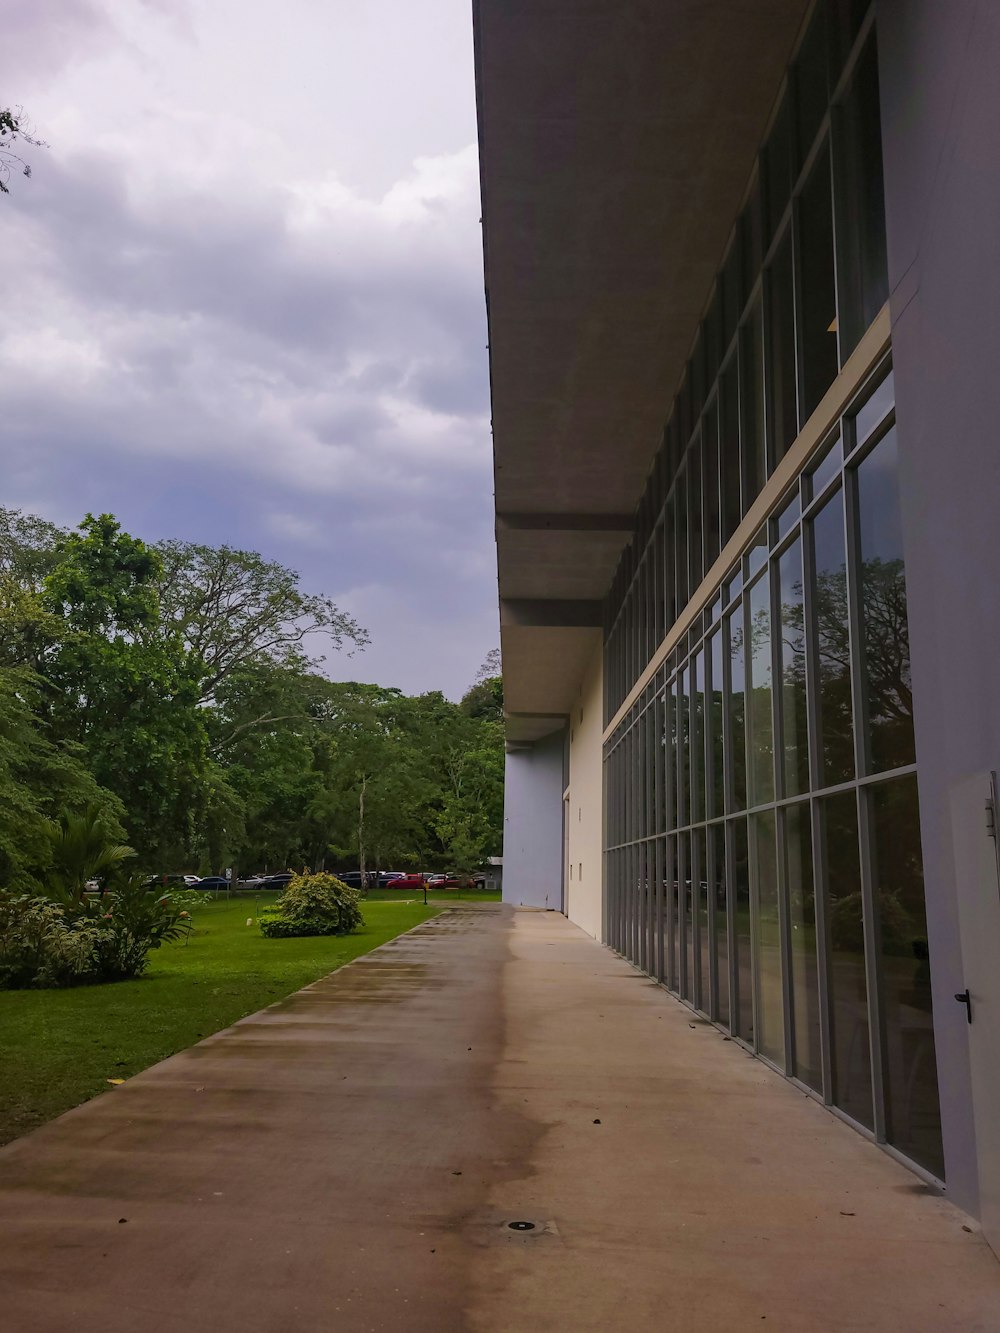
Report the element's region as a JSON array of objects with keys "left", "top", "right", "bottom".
[
  {"left": 703, "top": 401, "right": 721, "bottom": 572},
  {"left": 871, "top": 776, "right": 944, "bottom": 1178},
  {"left": 722, "top": 233, "right": 742, "bottom": 351},
  {"left": 709, "top": 631, "right": 725, "bottom": 818},
  {"left": 798, "top": 143, "right": 840, "bottom": 421},
  {"left": 726, "top": 608, "right": 747, "bottom": 811},
  {"left": 833, "top": 34, "right": 889, "bottom": 358},
  {"left": 741, "top": 297, "right": 767, "bottom": 509},
  {"left": 811, "top": 485, "right": 855, "bottom": 785},
  {"left": 664, "top": 834, "right": 678, "bottom": 990},
  {"left": 853, "top": 368, "right": 894, "bottom": 450},
  {"left": 679, "top": 829, "right": 692, "bottom": 1001},
  {"left": 692, "top": 648, "right": 705, "bottom": 823},
  {"left": 743, "top": 174, "right": 764, "bottom": 294},
  {"left": 828, "top": 0, "right": 870, "bottom": 87},
  {"left": 767, "top": 229, "right": 798, "bottom": 461},
  {"left": 785, "top": 801, "right": 821, "bottom": 1091},
  {"left": 746, "top": 525, "right": 768, "bottom": 579},
  {"left": 713, "top": 822, "right": 730, "bottom": 1028},
  {"left": 720, "top": 357, "right": 742, "bottom": 544},
  {"left": 856, "top": 426, "right": 916, "bottom": 773},
  {"left": 696, "top": 826, "right": 710, "bottom": 1013},
  {"left": 688, "top": 433, "right": 704, "bottom": 595},
  {"left": 677, "top": 669, "right": 689, "bottom": 828},
  {"left": 763, "top": 91, "right": 792, "bottom": 246},
  {"left": 776, "top": 489, "right": 800, "bottom": 540},
  {"left": 732, "top": 817, "right": 753, "bottom": 1043},
  {"left": 822, "top": 789, "right": 874, "bottom": 1129},
  {"left": 747, "top": 573, "right": 774, "bottom": 807},
  {"left": 808, "top": 431, "right": 843, "bottom": 498},
  {"left": 674, "top": 471, "right": 689, "bottom": 615},
  {"left": 778, "top": 536, "right": 809, "bottom": 797},
  {"left": 793, "top": 4, "right": 829, "bottom": 169},
  {"left": 753, "top": 809, "right": 784, "bottom": 1065}
]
